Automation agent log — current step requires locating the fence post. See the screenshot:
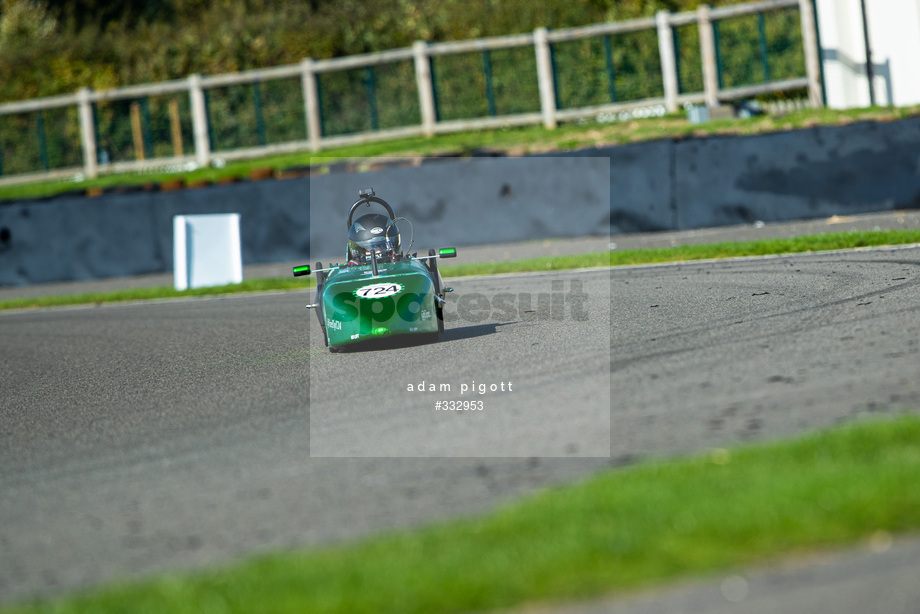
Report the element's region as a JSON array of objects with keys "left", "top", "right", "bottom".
[
  {"left": 413, "top": 41, "right": 437, "bottom": 137},
  {"left": 130, "top": 102, "right": 145, "bottom": 161},
  {"left": 656, "top": 11, "right": 680, "bottom": 113},
  {"left": 301, "top": 58, "right": 322, "bottom": 151},
  {"left": 534, "top": 27, "right": 557, "bottom": 129},
  {"left": 77, "top": 87, "right": 98, "bottom": 179},
  {"left": 168, "top": 98, "right": 184, "bottom": 157},
  {"left": 188, "top": 74, "right": 211, "bottom": 167},
  {"left": 698, "top": 4, "right": 720, "bottom": 107},
  {"left": 798, "top": 0, "right": 824, "bottom": 107}
]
